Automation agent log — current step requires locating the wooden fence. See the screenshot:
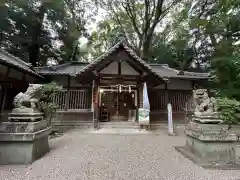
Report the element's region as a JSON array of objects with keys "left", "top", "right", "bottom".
[
  {"left": 149, "top": 90, "right": 194, "bottom": 112},
  {"left": 52, "top": 89, "right": 91, "bottom": 111}
]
